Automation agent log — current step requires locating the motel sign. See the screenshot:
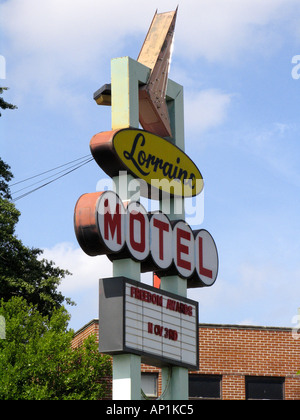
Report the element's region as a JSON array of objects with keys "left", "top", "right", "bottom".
[{"left": 74, "top": 9, "right": 218, "bottom": 400}]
